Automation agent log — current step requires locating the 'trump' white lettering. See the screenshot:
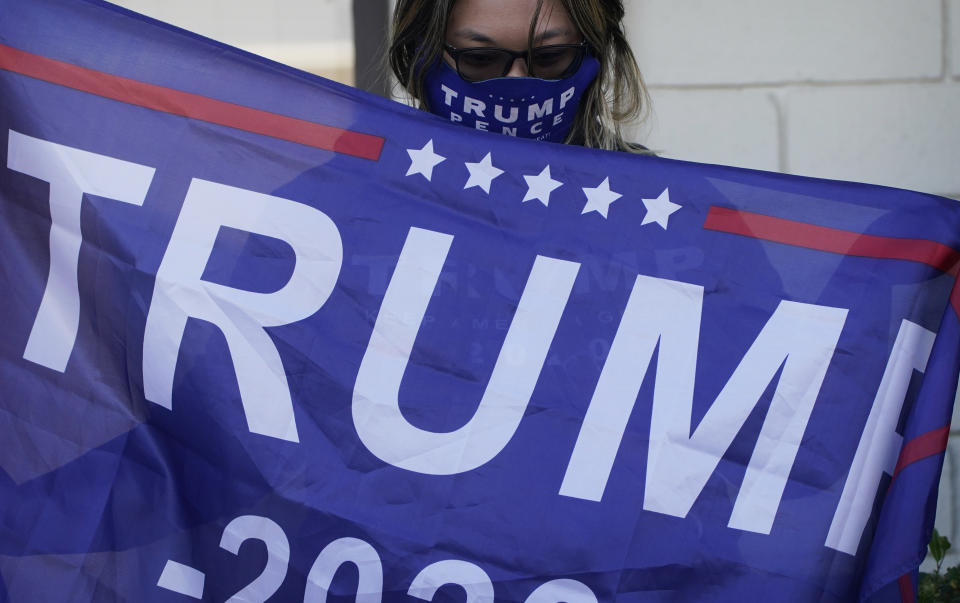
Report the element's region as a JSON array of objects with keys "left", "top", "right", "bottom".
[
  {"left": 142, "top": 178, "right": 342, "bottom": 442},
  {"left": 494, "top": 105, "right": 519, "bottom": 124},
  {"left": 527, "top": 99, "right": 554, "bottom": 121},
  {"left": 464, "top": 96, "right": 486, "bottom": 118},
  {"left": 11, "top": 131, "right": 926, "bottom": 547},
  {"left": 441, "top": 84, "right": 459, "bottom": 107},
  {"left": 6, "top": 130, "right": 155, "bottom": 372},
  {"left": 825, "top": 319, "right": 935, "bottom": 555},
  {"left": 560, "top": 274, "right": 847, "bottom": 535},
  {"left": 352, "top": 227, "right": 580, "bottom": 474}
]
